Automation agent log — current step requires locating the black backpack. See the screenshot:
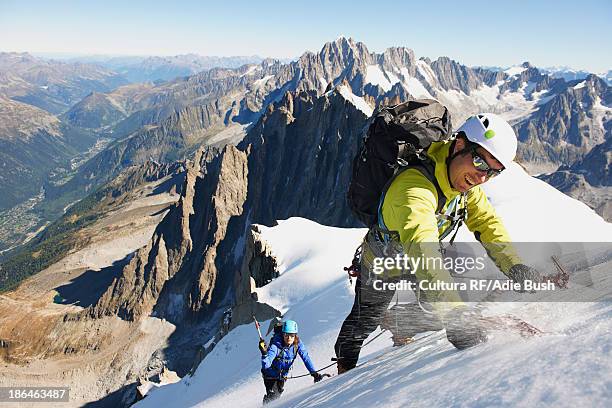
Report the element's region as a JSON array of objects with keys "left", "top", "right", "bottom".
[
  {"left": 272, "top": 321, "right": 283, "bottom": 337},
  {"left": 347, "top": 99, "right": 453, "bottom": 228}
]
